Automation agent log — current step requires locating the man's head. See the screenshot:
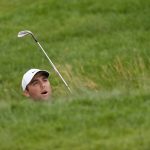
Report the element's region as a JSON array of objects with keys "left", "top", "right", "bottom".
[{"left": 22, "top": 68, "right": 52, "bottom": 100}]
